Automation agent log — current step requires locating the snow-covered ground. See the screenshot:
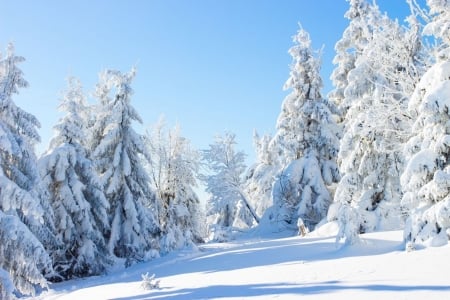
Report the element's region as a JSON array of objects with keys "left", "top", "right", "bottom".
[{"left": 34, "top": 223, "right": 450, "bottom": 300}]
